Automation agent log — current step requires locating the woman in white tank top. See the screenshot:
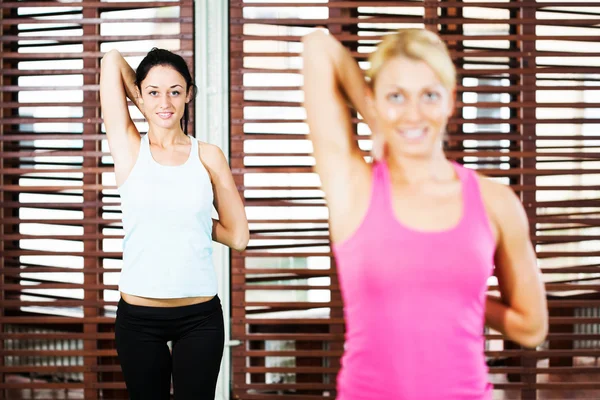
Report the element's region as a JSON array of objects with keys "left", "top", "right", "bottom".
[{"left": 100, "top": 48, "right": 248, "bottom": 399}]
